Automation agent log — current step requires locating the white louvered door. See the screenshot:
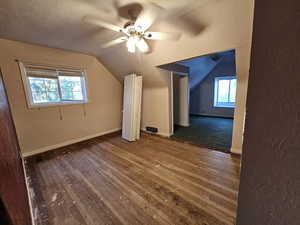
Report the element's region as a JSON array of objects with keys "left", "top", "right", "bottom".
[{"left": 122, "top": 74, "right": 142, "bottom": 141}]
